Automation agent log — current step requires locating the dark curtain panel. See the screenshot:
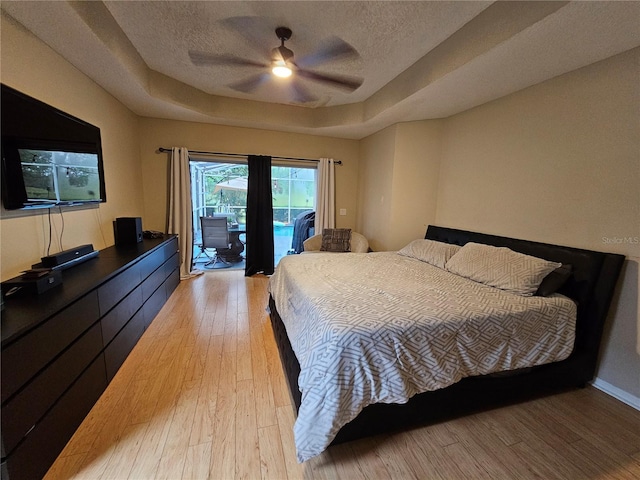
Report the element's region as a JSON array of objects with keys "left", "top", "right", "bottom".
[{"left": 245, "top": 155, "right": 274, "bottom": 276}]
